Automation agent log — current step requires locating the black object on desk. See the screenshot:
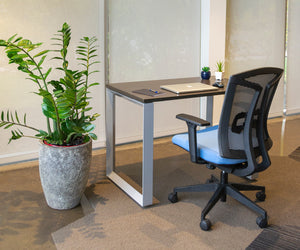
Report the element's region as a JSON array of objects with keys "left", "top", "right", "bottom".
[
  {"left": 133, "top": 88, "right": 165, "bottom": 97},
  {"left": 213, "top": 81, "right": 224, "bottom": 88}
]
